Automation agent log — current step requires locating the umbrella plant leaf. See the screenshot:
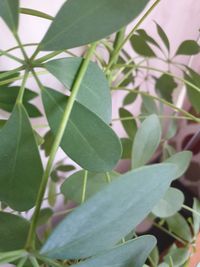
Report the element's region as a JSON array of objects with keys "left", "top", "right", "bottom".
[
  {"left": 41, "top": 163, "right": 177, "bottom": 259},
  {"left": 41, "top": 0, "right": 150, "bottom": 50},
  {"left": 119, "top": 108, "right": 137, "bottom": 140},
  {"left": 0, "top": 0, "right": 19, "bottom": 31},
  {"left": 45, "top": 58, "right": 111, "bottom": 123},
  {"left": 176, "top": 40, "right": 200, "bottom": 56},
  {"left": 0, "top": 104, "right": 43, "bottom": 211},
  {"left": 42, "top": 87, "right": 122, "bottom": 172}
]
